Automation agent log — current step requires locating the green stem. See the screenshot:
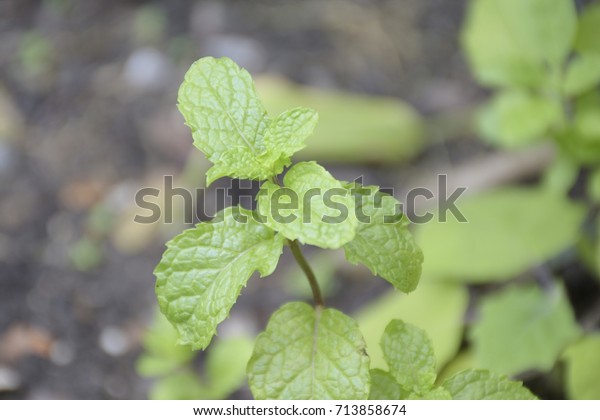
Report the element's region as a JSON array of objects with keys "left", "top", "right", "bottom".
[{"left": 288, "top": 239, "right": 324, "bottom": 307}]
